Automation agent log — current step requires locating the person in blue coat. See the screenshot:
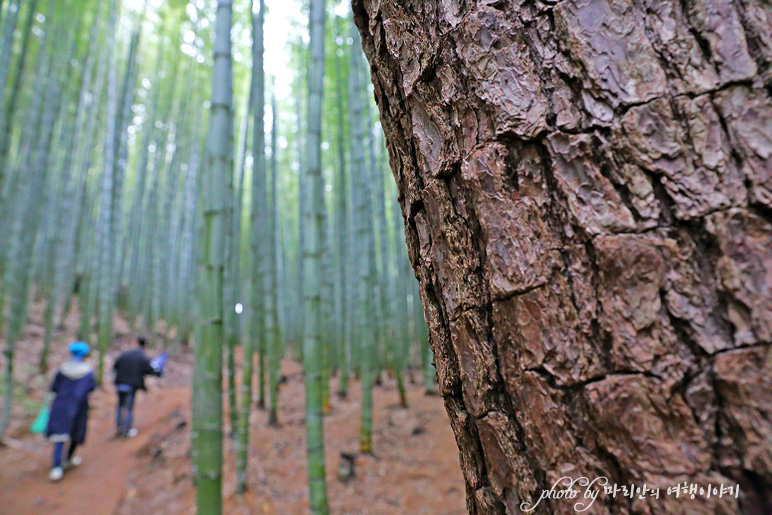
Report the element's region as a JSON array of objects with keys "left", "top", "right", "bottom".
[{"left": 46, "top": 342, "right": 96, "bottom": 481}]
